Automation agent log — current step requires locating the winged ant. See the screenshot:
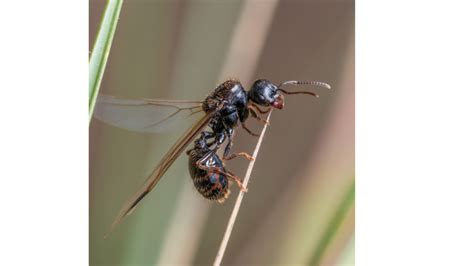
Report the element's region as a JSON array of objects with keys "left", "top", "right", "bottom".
[{"left": 95, "top": 78, "right": 331, "bottom": 234}]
